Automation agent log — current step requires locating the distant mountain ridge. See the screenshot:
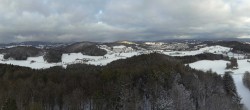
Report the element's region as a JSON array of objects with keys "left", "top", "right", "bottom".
[
  {"left": 0, "top": 41, "right": 64, "bottom": 47},
  {"left": 157, "top": 38, "right": 250, "bottom": 42}
]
